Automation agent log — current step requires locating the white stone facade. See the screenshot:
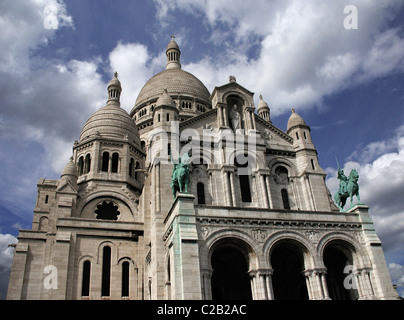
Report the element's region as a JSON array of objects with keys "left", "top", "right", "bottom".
[{"left": 7, "top": 38, "right": 399, "bottom": 300}]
